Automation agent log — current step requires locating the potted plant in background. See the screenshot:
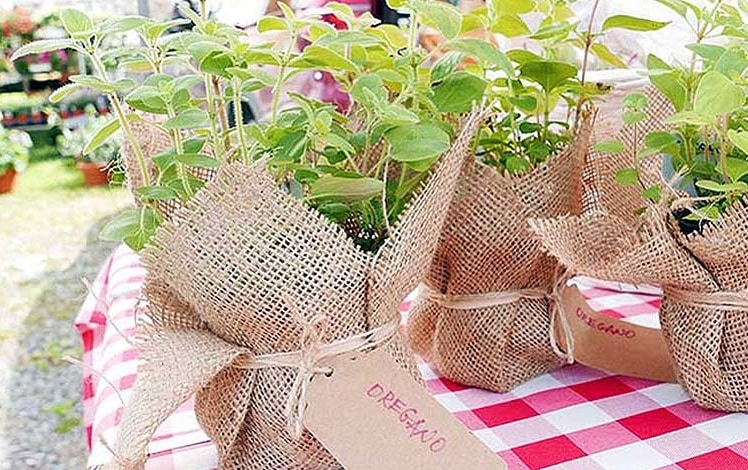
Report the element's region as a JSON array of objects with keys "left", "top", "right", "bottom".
[
  {"left": 0, "top": 125, "right": 32, "bottom": 193},
  {"left": 530, "top": 0, "right": 748, "bottom": 412},
  {"left": 55, "top": 108, "right": 121, "bottom": 187}
]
